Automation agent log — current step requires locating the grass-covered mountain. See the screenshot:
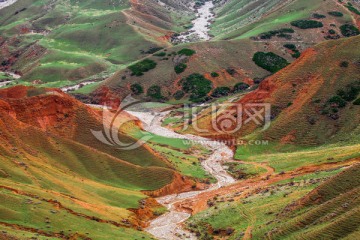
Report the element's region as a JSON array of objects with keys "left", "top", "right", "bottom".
[
  {"left": 0, "top": 86, "right": 206, "bottom": 239},
  {"left": 0, "top": 0, "right": 191, "bottom": 86}
]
